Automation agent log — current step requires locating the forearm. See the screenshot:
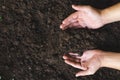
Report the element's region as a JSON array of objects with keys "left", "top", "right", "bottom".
[
  {"left": 101, "top": 3, "right": 120, "bottom": 24},
  {"left": 101, "top": 52, "right": 120, "bottom": 70}
]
